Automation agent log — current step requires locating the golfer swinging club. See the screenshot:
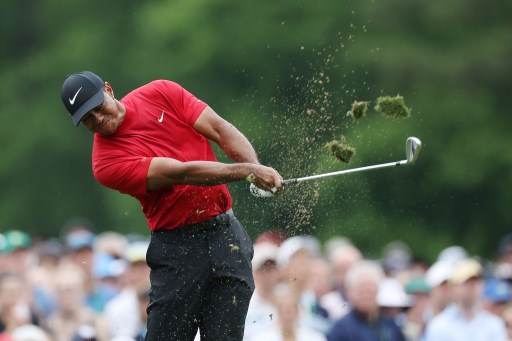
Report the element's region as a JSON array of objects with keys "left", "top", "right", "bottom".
[{"left": 60, "top": 71, "right": 284, "bottom": 340}]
